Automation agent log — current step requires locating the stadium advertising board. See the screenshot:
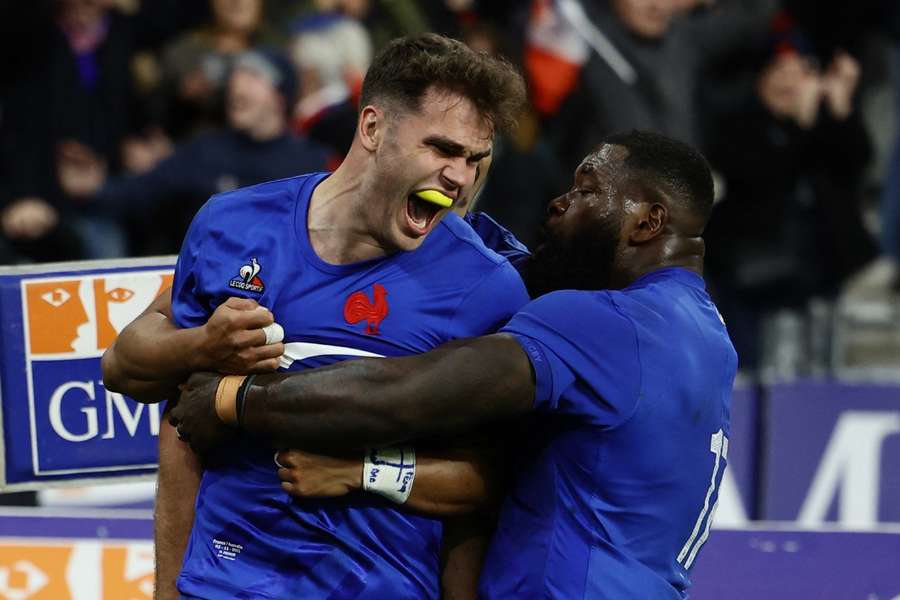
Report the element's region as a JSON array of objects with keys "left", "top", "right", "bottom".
[
  {"left": 0, "top": 540, "right": 154, "bottom": 599},
  {"left": 691, "top": 526, "right": 900, "bottom": 599},
  {"left": 762, "top": 381, "right": 900, "bottom": 524},
  {"left": 0, "top": 258, "right": 175, "bottom": 490},
  {"left": 0, "top": 507, "right": 154, "bottom": 599},
  {"left": 1, "top": 510, "right": 897, "bottom": 600}
]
